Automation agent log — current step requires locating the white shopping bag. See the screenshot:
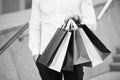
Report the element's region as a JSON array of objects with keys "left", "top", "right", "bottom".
[
  {"left": 79, "top": 28, "right": 103, "bottom": 67},
  {"left": 49, "top": 31, "right": 71, "bottom": 72}
]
